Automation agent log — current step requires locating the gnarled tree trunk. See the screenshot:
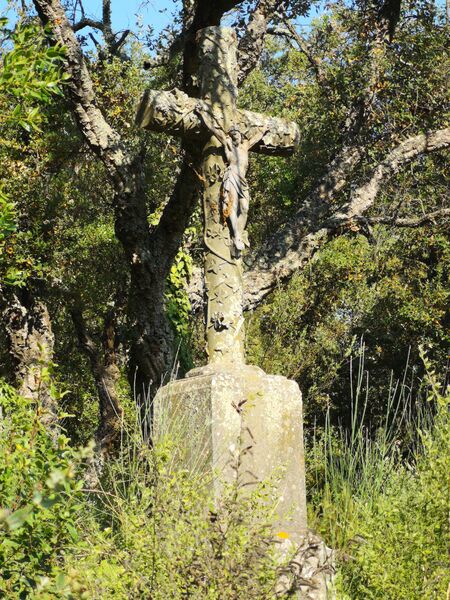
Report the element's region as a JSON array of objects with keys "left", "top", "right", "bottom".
[{"left": 1, "top": 289, "right": 57, "bottom": 436}]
